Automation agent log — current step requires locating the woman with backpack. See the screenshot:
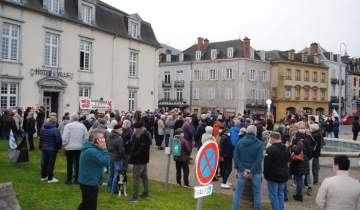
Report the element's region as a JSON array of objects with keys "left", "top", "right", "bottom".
[{"left": 173, "top": 128, "right": 191, "bottom": 187}]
